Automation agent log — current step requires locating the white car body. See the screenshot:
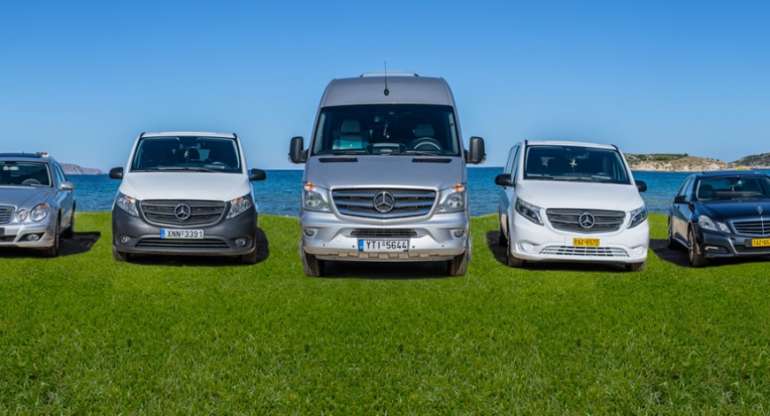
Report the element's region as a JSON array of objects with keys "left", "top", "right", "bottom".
[{"left": 497, "top": 140, "right": 649, "bottom": 268}]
